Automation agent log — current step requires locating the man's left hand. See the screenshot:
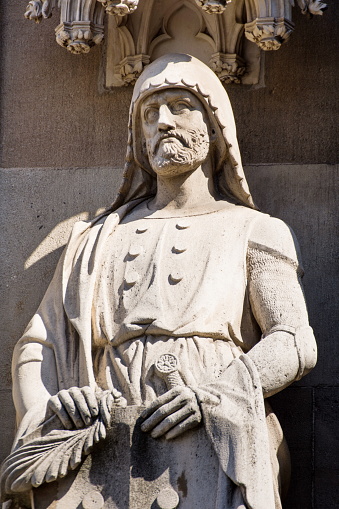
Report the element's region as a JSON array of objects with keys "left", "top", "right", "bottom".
[{"left": 140, "top": 386, "right": 202, "bottom": 440}]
